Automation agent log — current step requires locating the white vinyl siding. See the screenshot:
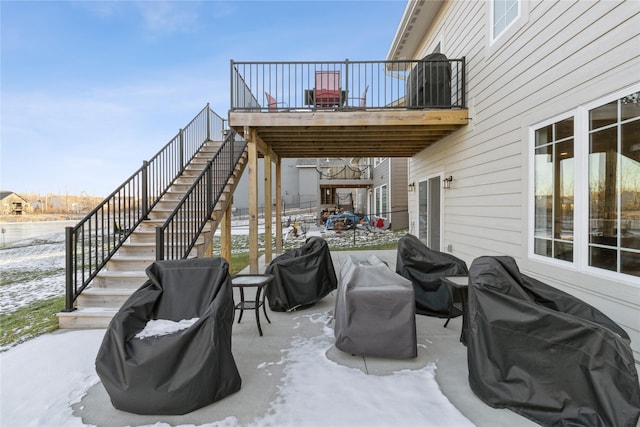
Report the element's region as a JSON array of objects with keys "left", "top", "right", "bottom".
[{"left": 406, "top": 0, "right": 640, "bottom": 360}]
